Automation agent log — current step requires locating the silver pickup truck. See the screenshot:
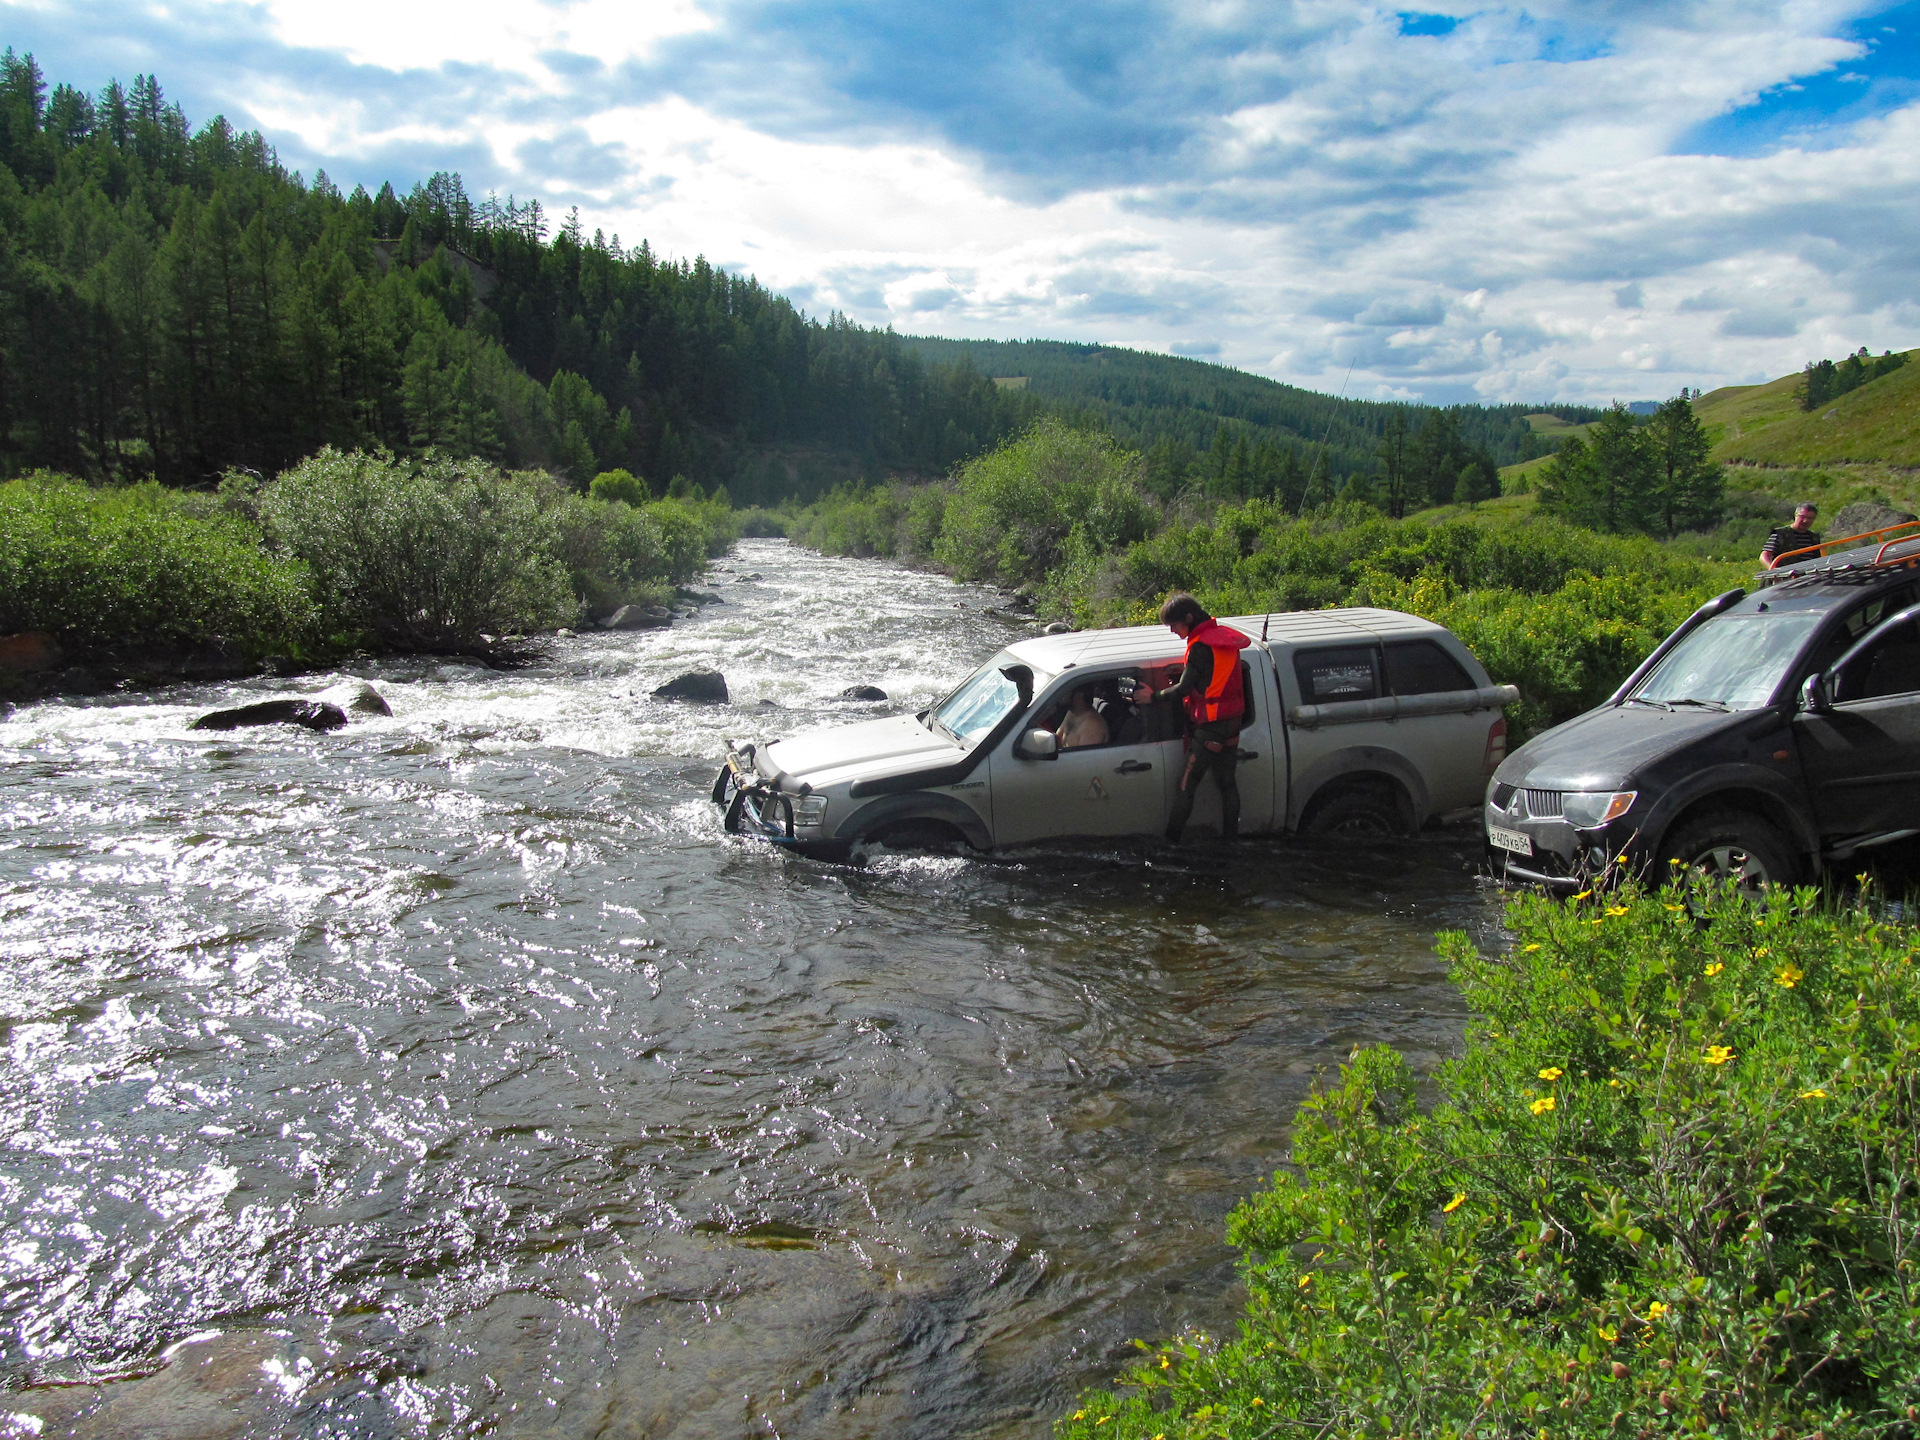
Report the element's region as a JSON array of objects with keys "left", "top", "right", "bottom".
[{"left": 713, "top": 607, "right": 1517, "bottom": 857}]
